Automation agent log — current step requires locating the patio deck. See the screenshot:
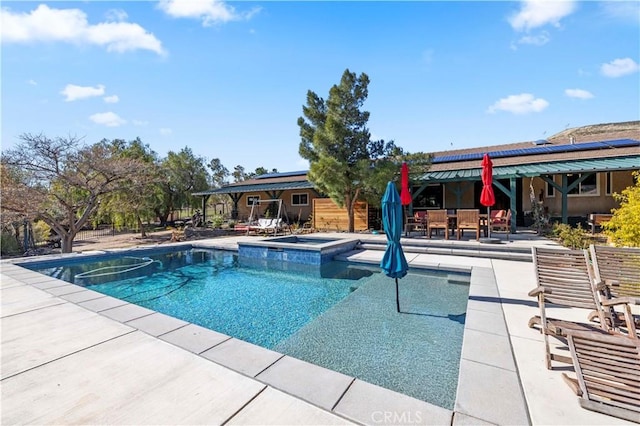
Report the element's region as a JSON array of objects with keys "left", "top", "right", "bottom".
[{"left": 1, "top": 233, "right": 634, "bottom": 425}]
